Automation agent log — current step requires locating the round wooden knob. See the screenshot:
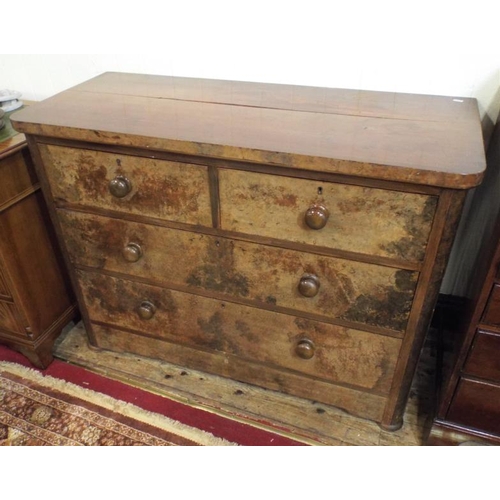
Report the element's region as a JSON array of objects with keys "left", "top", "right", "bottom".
[
  {"left": 109, "top": 175, "right": 132, "bottom": 198},
  {"left": 137, "top": 301, "right": 156, "bottom": 320},
  {"left": 295, "top": 339, "right": 315, "bottom": 360},
  {"left": 122, "top": 243, "right": 143, "bottom": 263},
  {"left": 305, "top": 205, "right": 329, "bottom": 230},
  {"left": 298, "top": 274, "right": 320, "bottom": 297}
]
